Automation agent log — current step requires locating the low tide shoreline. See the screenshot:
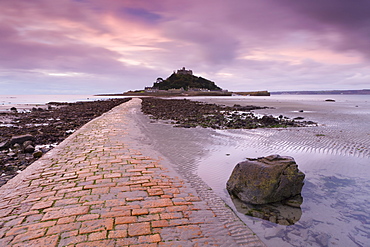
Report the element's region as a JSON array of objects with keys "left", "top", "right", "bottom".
[
  {"left": 0, "top": 98, "right": 131, "bottom": 186},
  {"left": 136, "top": 95, "right": 370, "bottom": 246},
  {"left": 0, "top": 98, "right": 266, "bottom": 246},
  {"left": 1, "top": 95, "right": 369, "bottom": 246}
]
